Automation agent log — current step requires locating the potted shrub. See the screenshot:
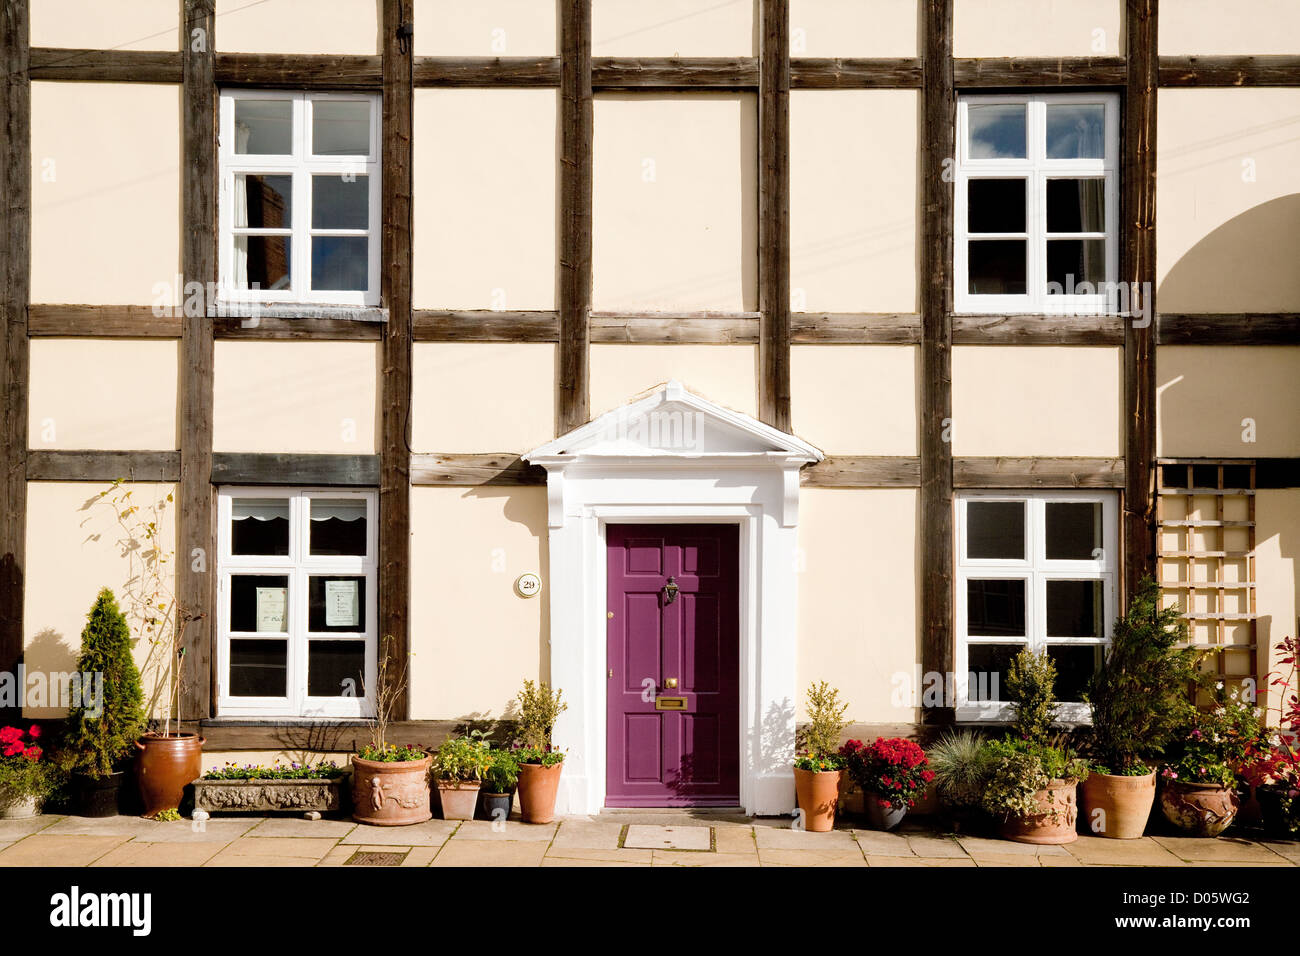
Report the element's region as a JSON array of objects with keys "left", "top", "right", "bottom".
[
  {"left": 793, "top": 681, "right": 849, "bottom": 832},
  {"left": 514, "top": 679, "right": 567, "bottom": 824},
  {"left": 0, "top": 725, "right": 58, "bottom": 819},
  {"left": 432, "top": 733, "right": 490, "bottom": 821},
  {"left": 479, "top": 747, "right": 519, "bottom": 822},
  {"left": 1159, "top": 682, "right": 1266, "bottom": 837},
  {"left": 1082, "top": 578, "right": 1201, "bottom": 839},
  {"left": 58, "top": 588, "right": 146, "bottom": 817},
  {"left": 1242, "top": 635, "right": 1300, "bottom": 838},
  {"left": 352, "top": 635, "right": 431, "bottom": 826},
  {"left": 842, "top": 736, "right": 933, "bottom": 831},
  {"left": 928, "top": 729, "right": 993, "bottom": 831},
  {"left": 981, "top": 649, "right": 1088, "bottom": 845}
]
